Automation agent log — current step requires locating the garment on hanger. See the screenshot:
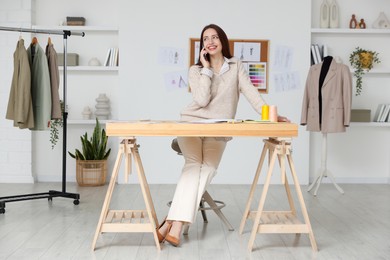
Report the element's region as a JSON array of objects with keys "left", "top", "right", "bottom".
[
  {"left": 27, "top": 41, "right": 52, "bottom": 131},
  {"left": 6, "top": 39, "right": 35, "bottom": 129},
  {"left": 46, "top": 39, "right": 62, "bottom": 119},
  {"left": 300, "top": 56, "right": 352, "bottom": 133}
]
